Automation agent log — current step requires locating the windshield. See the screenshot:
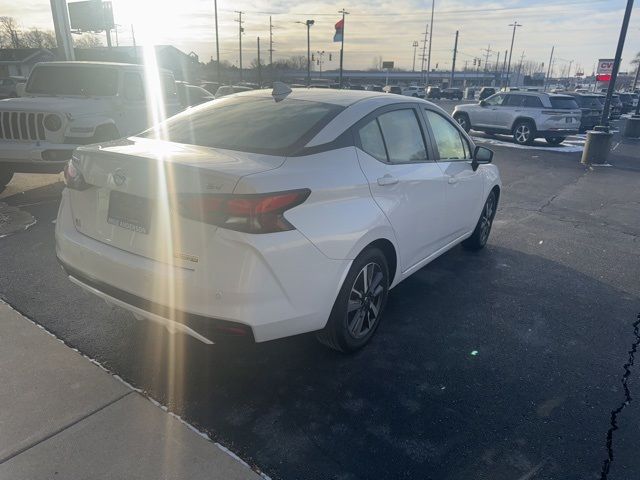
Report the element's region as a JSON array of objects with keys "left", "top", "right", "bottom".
[
  {"left": 26, "top": 65, "right": 119, "bottom": 96},
  {"left": 141, "top": 96, "right": 343, "bottom": 154},
  {"left": 549, "top": 97, "right": 579, "bottom": 109}
]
